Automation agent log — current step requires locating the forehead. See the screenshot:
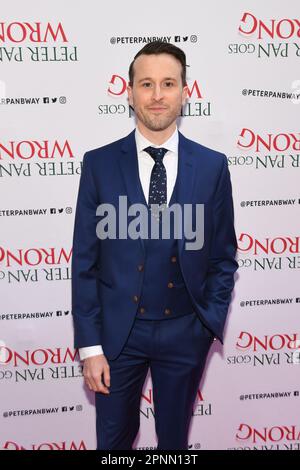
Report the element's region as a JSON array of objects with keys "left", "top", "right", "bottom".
[{"left": 133, "top": 53, "right": 182, "bottom": 80}]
